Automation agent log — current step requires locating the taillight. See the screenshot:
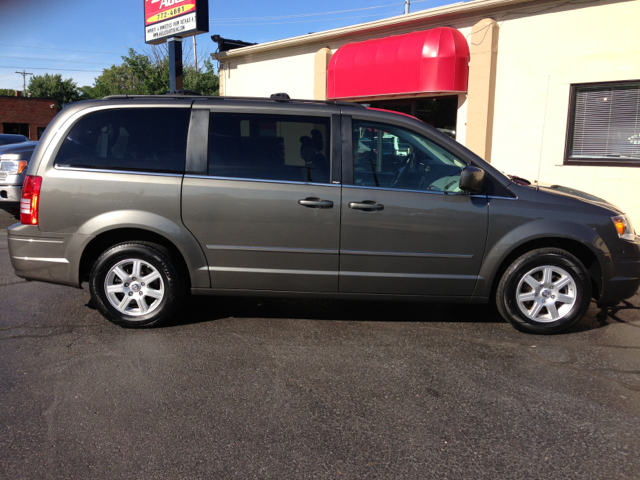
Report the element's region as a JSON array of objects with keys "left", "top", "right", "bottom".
[{"left": 20, "top": 175, "right": 43, "bottom": 225}]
